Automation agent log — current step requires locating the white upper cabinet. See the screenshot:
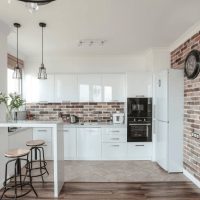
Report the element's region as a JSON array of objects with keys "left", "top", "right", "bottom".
[
  {"left": 127, "top": 72, "right": 153, "bottom": 98},
  {"left": 78, "top": 74, "right": 102, "bottom": 102},
  {"left": 24, "top": 74, "right": 55, "bottom": 102},
  {"left": 55, "top": 74, "right": 78, "bottom": 102},
  {"left": 102, "top": 74, "right": 125, "bottom": 102}
]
